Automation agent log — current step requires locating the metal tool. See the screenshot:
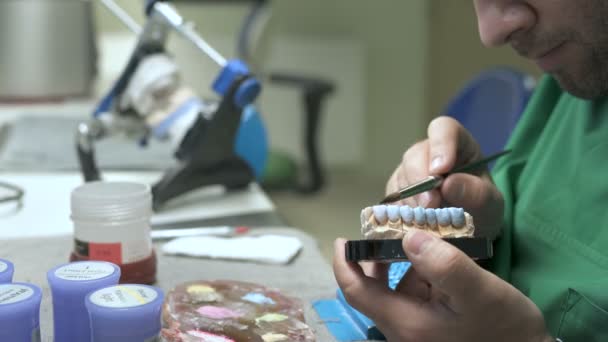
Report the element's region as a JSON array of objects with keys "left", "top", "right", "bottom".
[
  {"left": 380, "top": 149, "right": 512, "bottom": 204},
  {"left": 151, "top": 226, "right": 250, "bottom": 241}
]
